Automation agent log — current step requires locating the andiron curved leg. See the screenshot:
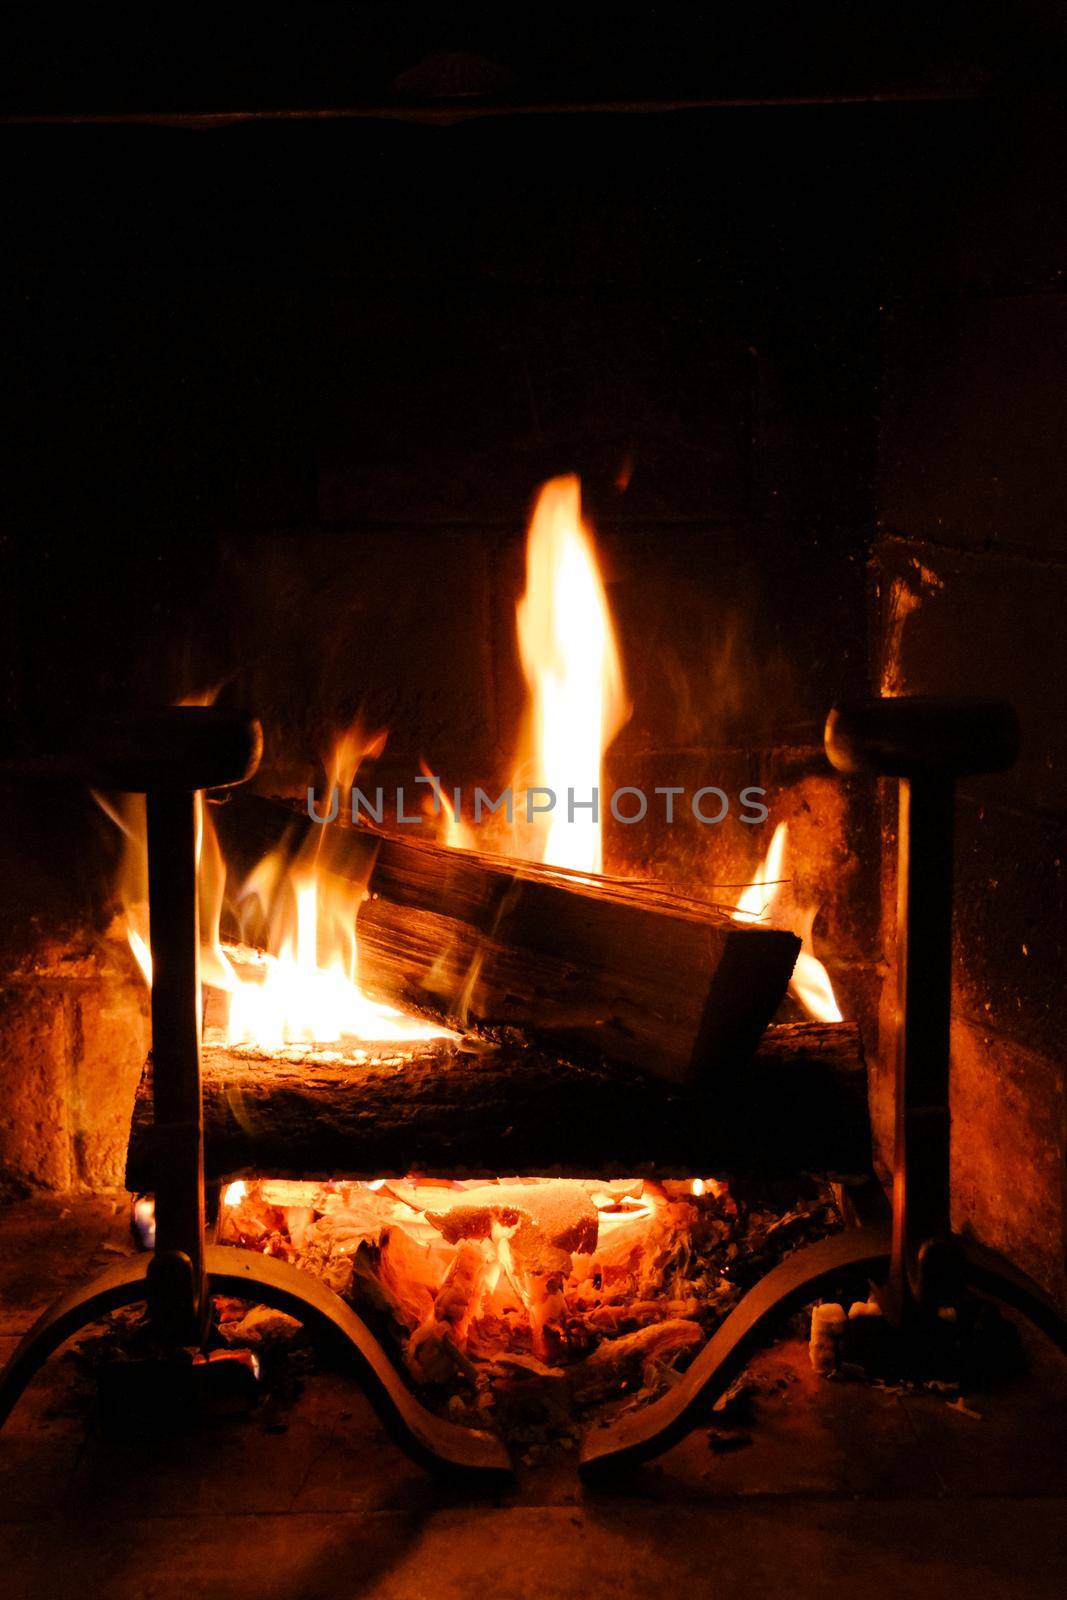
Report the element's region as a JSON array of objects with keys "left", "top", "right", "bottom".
[
  {"left": 0, "top": 1246, "right": 511, "bottom": 1481},
  {"left": 0, "top": 1253, "right": 155, "bottom": 1429},
  {"left": 579, "top": 1224, "right": 892, "bottom": 1478},
  {"left": 203, "top": 1247, "right": 511, "bottom": 1478},
  {"left": 962, "top": 1238, "right": 1067, "bottom": 1356}
]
